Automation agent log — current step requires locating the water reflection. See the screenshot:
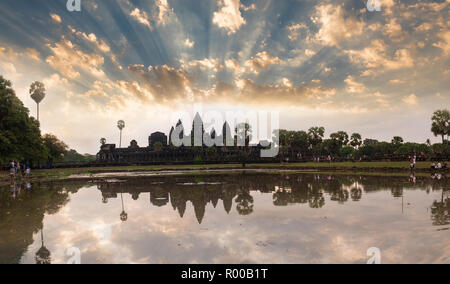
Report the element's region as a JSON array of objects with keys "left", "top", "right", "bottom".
[
  {"left": 96, "top": 174, "right": 448, "bottom": 222},
  {"left": 0, "top": 173, "right": 448, "bottom": 264}
]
